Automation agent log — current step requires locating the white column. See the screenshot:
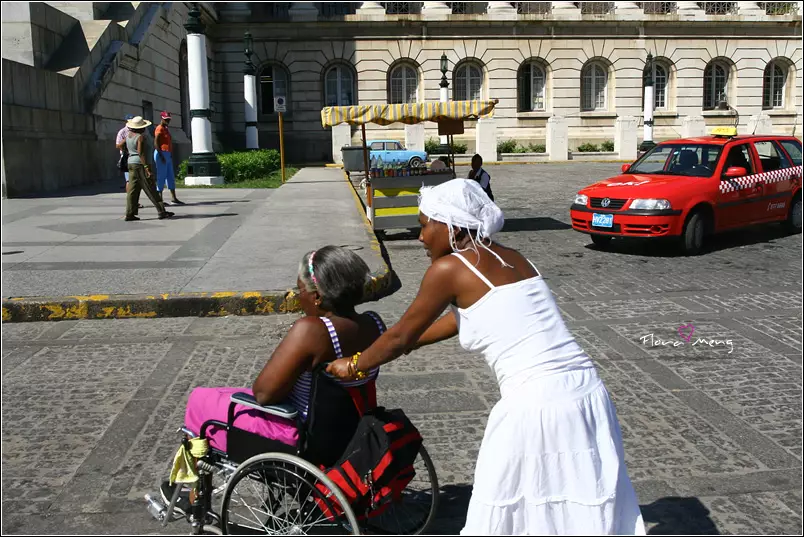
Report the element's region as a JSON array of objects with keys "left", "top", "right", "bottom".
[
  {"left": 244, "top": 72, "right": 258, "bottom": 150},
  {"left": 475, "top": 118, "right": 497, "bottom": 164},
  {"left": 440, "top": 82, "right": 449, "bottom": 146},
  {"left": 551, "top": 1, "right": 581, "bottom": 15},
  {"left": 487, "top": 1, "right": 517, "bottom": 20},
  {"left": 188, "top": 34, "right": 212, "bottom": 154},
  {"left": 615, "top": 1, "right": 642, "bottom": 19},
  {"left": 738, "top": 2, "right": 764, "bottom": 16},
  {"left": 332, "top": 124, "right": 352, "bottom": 164},
  {"left": 546, "top": 116, "right": 569, "bottom": 161},
  {"left": 677, "top": 1, "right": 704, "bottom": 16},
  {"left": 405, "top": 124, "right": 425, "bottom": 152},
  {"left": 682, "top": 116, "right": 706, "bottom": 138},
  {"left": 616, "top": 116, "right": 638, "bottom": 161},
  {"left": 422, "top": 1, "right": 452, "bottom": 19},
  {"left": 184, "top": 5, "right": 223, "bottom": 185},
  {"left": 356, "top": 1, "right": 386, "bottom": 18},
  {"left": 288, "top": 2, "right": 318, "bottom": 21}
]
